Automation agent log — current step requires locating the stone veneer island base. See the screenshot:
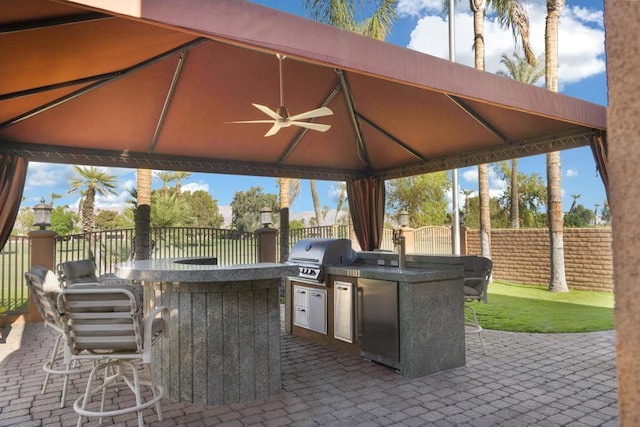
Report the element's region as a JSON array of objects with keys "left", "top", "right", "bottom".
[
  {"left": 286, "top": 252, "right": 468, "bottom": 379},
  {"left": 116, "top": 259, "right": 298, "bottom": 406}
]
